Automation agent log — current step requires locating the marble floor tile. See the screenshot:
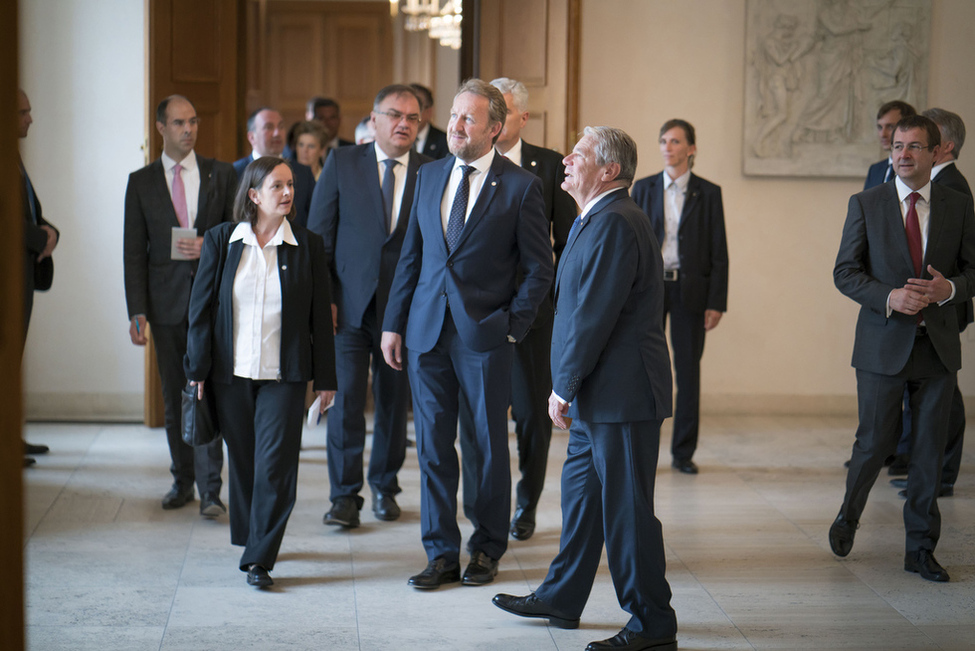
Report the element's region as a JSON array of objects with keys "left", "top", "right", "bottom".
[{"left": 21, "top": 415, "right": 975, "bottom": 650}]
